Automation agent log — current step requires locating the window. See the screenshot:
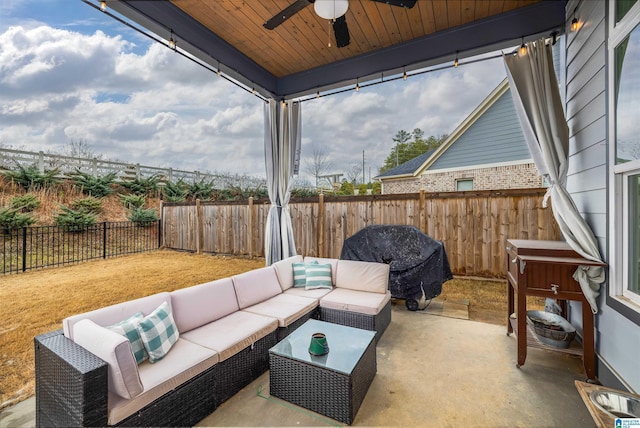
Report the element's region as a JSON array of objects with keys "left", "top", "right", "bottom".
[
  {"left": 609, "top": 1, "right": 640, "bottom": 309},
  {"left": 456, "top": 179, "right": 473, "bottom": 191}
]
